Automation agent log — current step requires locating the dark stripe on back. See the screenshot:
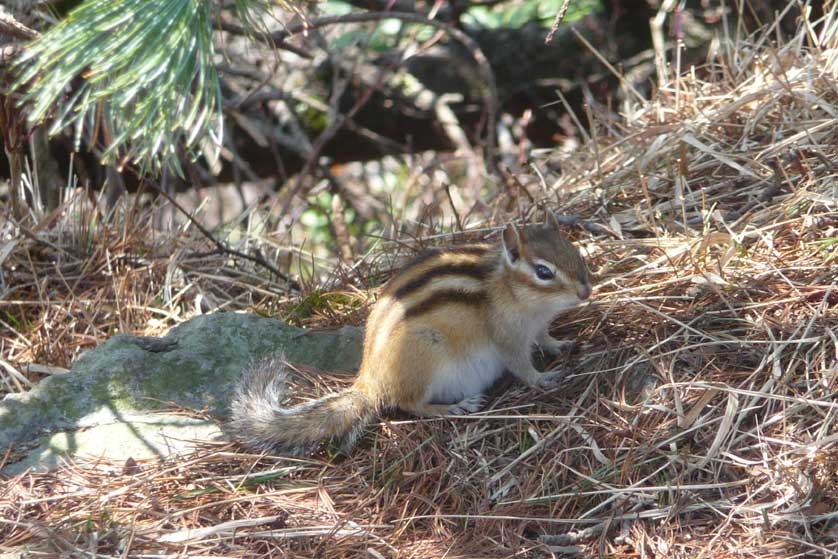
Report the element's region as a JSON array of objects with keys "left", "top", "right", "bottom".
[
  {"left": 403, "top": 289, "right": 488, "bottom": 319},
  {"left": 396, "top": 245, "right": 490, "bottom": 276},
  {"left": 391, "top": 261, "right": 491, "bottom": 299}
]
